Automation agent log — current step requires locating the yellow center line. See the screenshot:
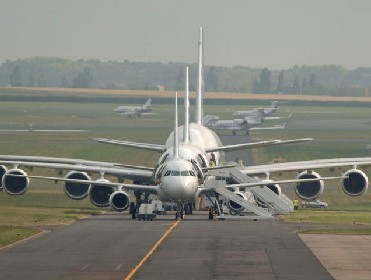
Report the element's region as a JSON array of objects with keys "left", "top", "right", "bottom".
[{"left": 124, "top": 220, "right": 180, "bottom": 280}]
